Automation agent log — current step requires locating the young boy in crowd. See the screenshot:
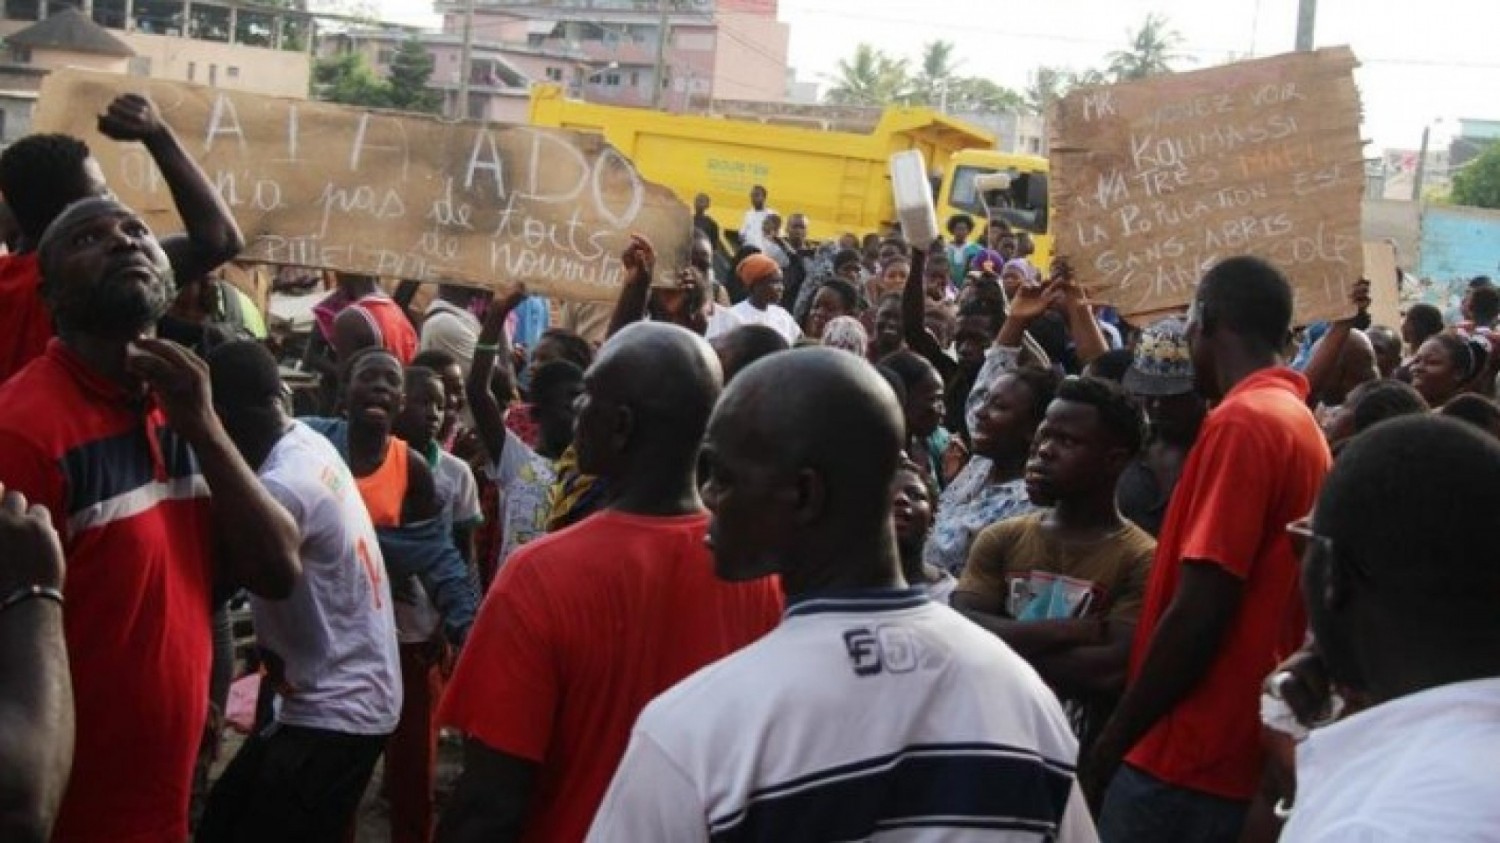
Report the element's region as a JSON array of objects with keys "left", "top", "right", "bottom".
[{"left": 954, "top": 376, "right": 1155, "bottom": 757}]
